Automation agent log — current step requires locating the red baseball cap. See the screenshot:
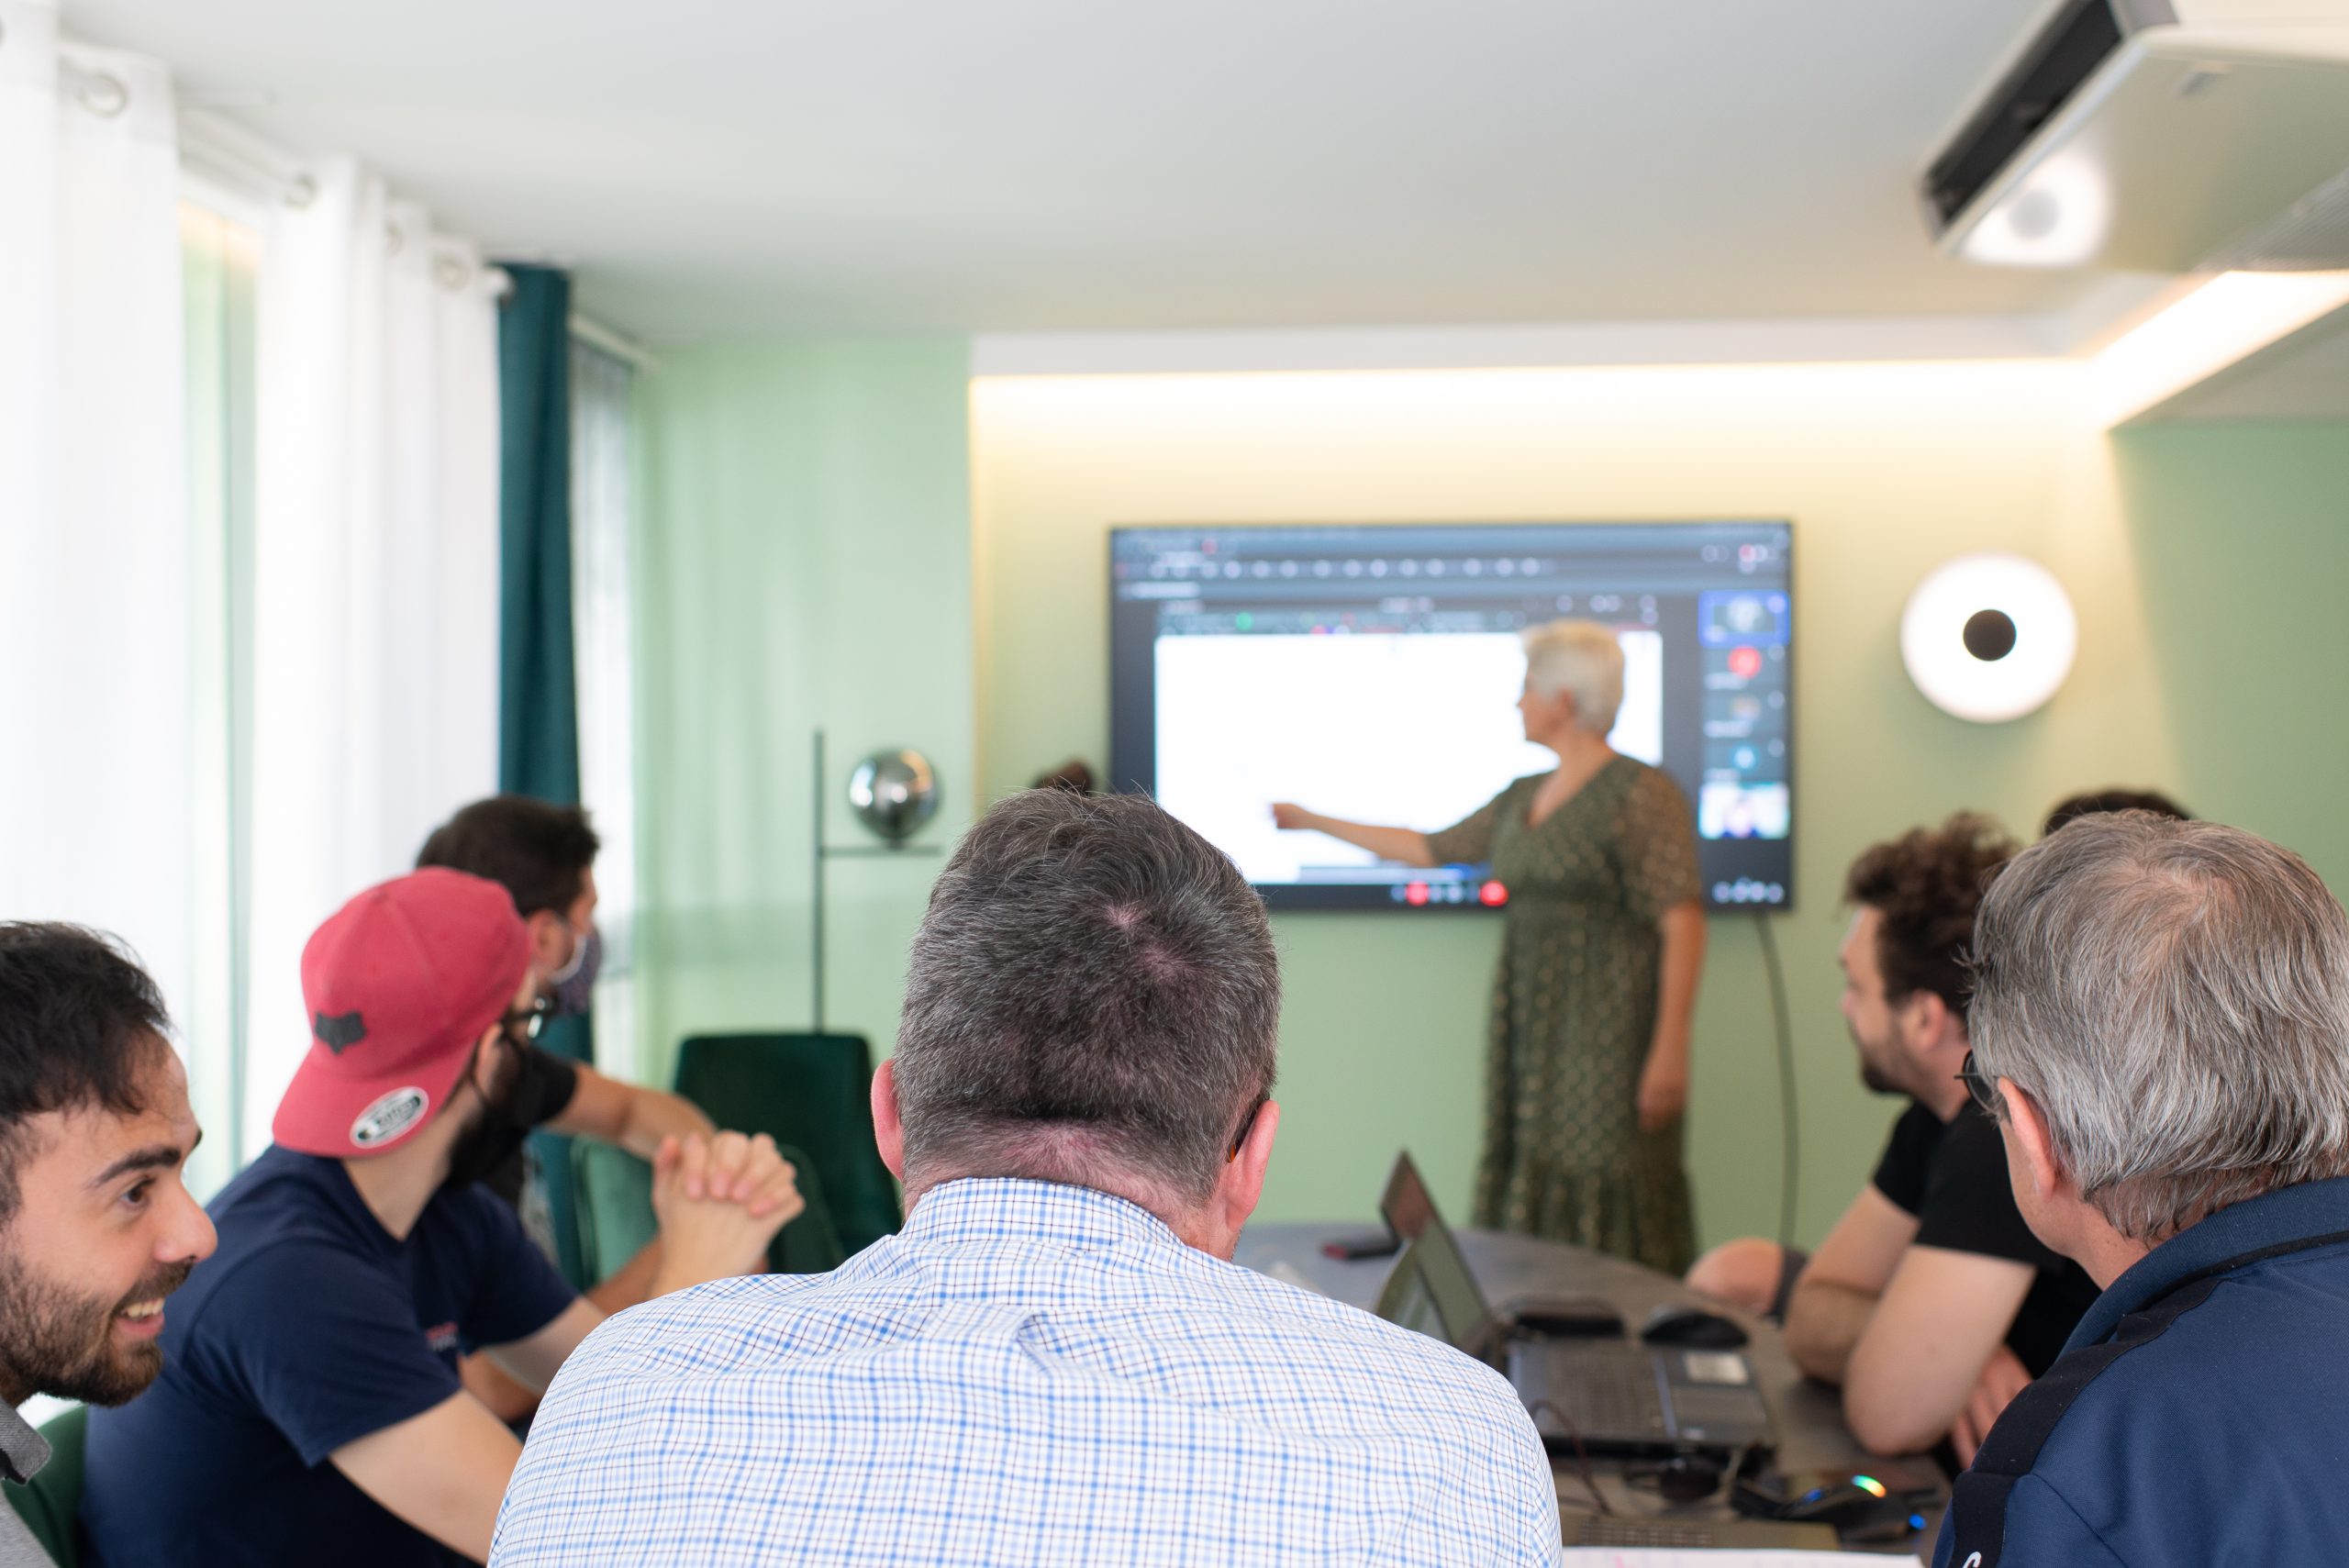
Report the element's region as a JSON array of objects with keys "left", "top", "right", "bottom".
[{"left": 274, "top": 867, "right": 532, "bottom": 1158}]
